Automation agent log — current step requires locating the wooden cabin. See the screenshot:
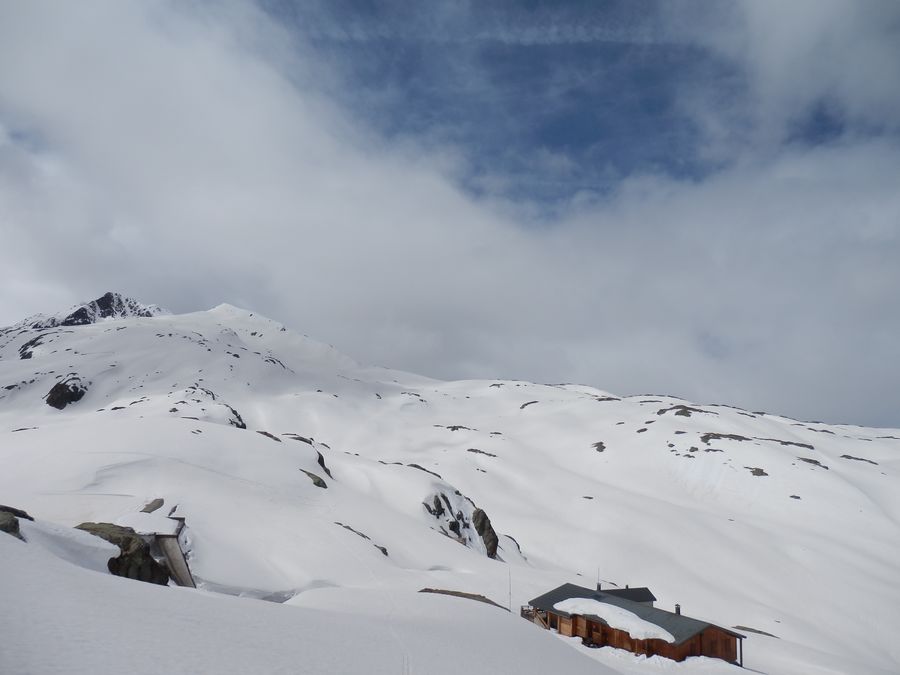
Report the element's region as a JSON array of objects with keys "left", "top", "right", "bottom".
[{"left": 523, "top": 583, "right": 744, "bottom": 666}]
